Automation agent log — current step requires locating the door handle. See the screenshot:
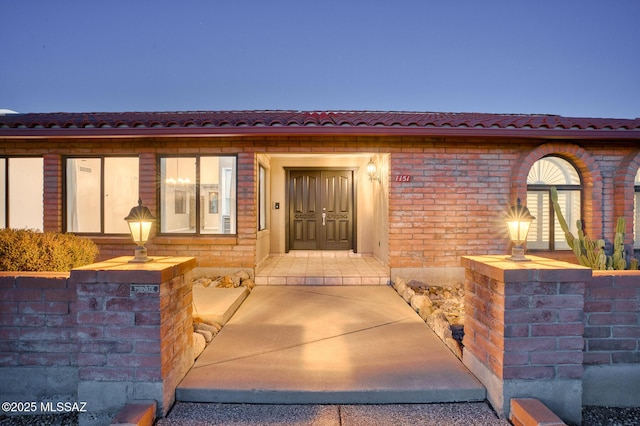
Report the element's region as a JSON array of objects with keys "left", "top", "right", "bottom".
[{"left": 322, "top": 209, "right": 326, "bottom": 226}]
